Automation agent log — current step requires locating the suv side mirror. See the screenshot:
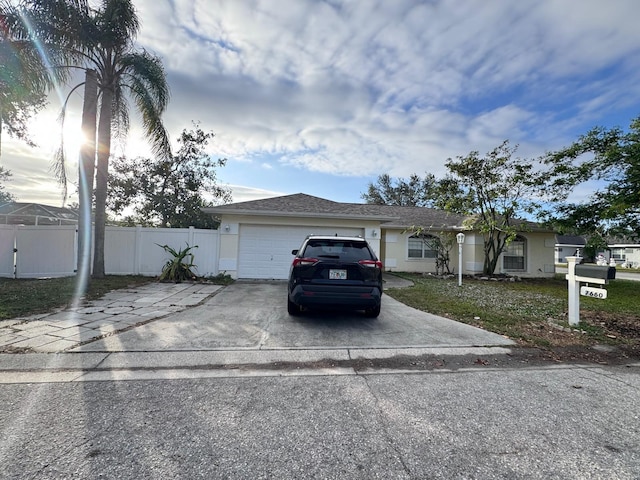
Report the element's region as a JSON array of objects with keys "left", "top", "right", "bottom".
[{"left": 291, "top": 249, "right": 298, "bottom": 255}]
